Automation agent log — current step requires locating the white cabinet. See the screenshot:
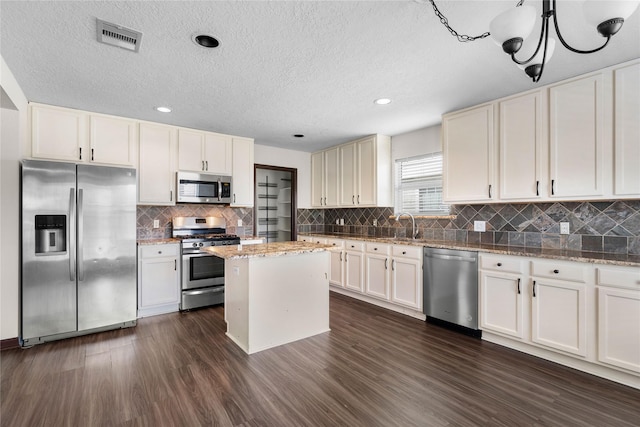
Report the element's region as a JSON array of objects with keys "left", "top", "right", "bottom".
[
  {"left": 31, "top": 103, "right": 137, "bottom": 167},
  {"left": 442, "top": 104, "right": 495, "bottom": 203},
  {"left": 365, "top": 242, "right": 391, "bottom": 300},
  {"left": 31, "top": 103, "right": 87, "bottom": 162},
  {"left": 338, "top": 135, "right": 392, "bottom": 207},
  {"left": 596, "top": 266, "right": 640, "bottom": 373},
  {"left": 231, "top": 137, "right": 254, "bottom": 207},
  {"left": 479, "top": 254, "right": 526, "bottom": 339},
  {"left": 137, "top": 244, "right": 180, "bottom": 317},
  {"left": 311, "top": 148, "right": 339, "bottom": 207},
  {"left": 89, "top": 114, "right": 137, "bottom": 166},
  {"left": 389, "top": 245, "right": 423, "bottom": 310},
  {"left": 498, "top": 91, "right": 545, "bottom": 200},
  {"left": 530, "top": 260, "right": 588, "bottom": 357},
  {"left": 326, "top": 238, "right": 345, "bottom": 288},
  {"left": 178, "top": 129, "right": 232, "bottom": 174},
  {"left": 138, "top": 122, "right": 177, "bottom": 205},
  {"left": 613, "top": 62, "right": 640, "bottom": 197},
  {"left": 311, "top": 134, "right": 391, "bottom": 208},
  {"left": 344, "top": 240, "right": 365, "bottom": 293},
  {"left": 549, "top": 74, "right": 607, "bottom": 199}
]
